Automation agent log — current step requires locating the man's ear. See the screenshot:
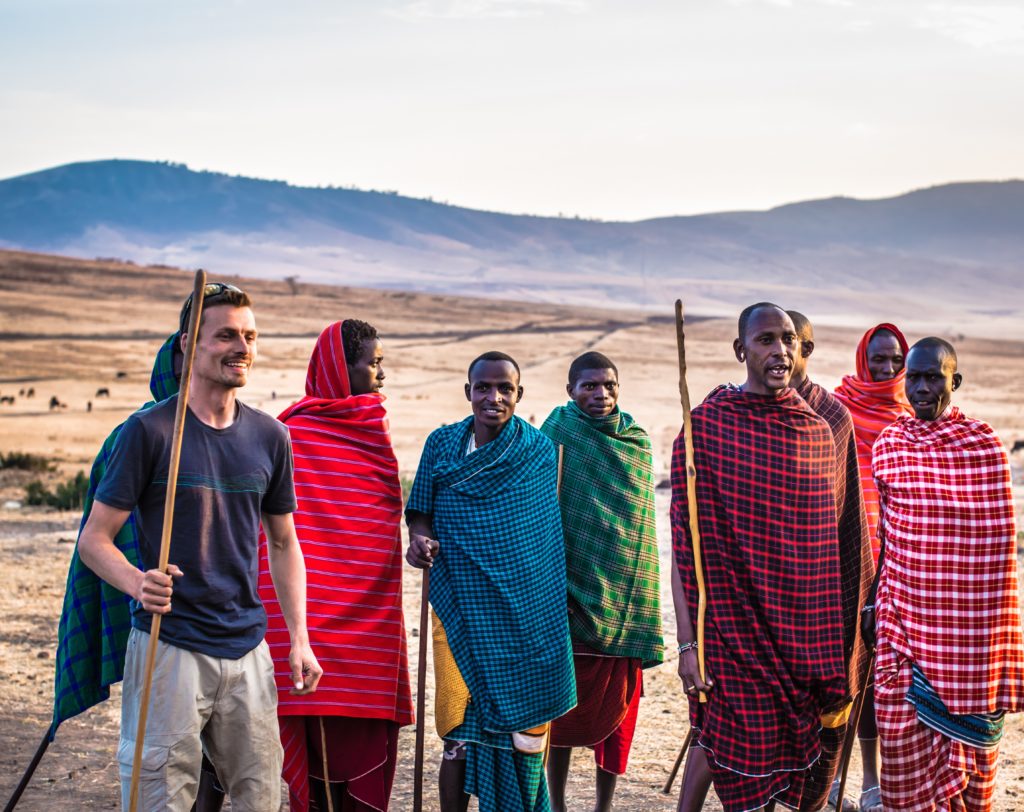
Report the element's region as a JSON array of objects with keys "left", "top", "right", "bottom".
[
  {"left": 464, "top": 382, "right": 472, "bottom": 401},
  {"left": 516, "top": 385, "right": 524, "bottom": 403},
  {"left": 565, "top": 382, "right": 573, "bottom": 398},
  {"left": 951, "top": 372, "right": 963, "bottom": 391},
  {"left": 803, "top": 340, "right": 815, "bottom": 359},
  {"left": 733, "top": 338, "right": 745, "bottom": 363}
]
